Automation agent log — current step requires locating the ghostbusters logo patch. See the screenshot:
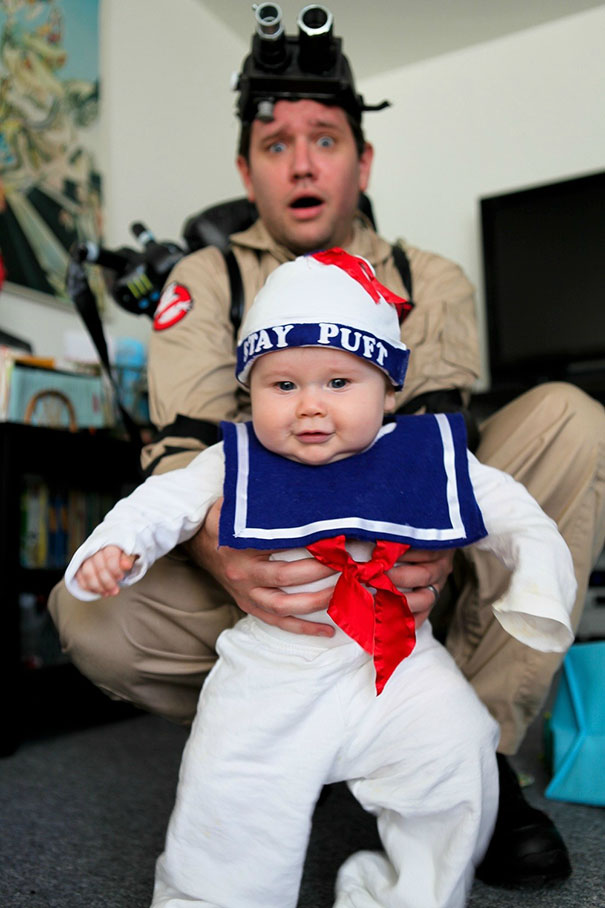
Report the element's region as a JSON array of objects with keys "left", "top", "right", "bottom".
[{"left": 153, "top": 282, "right": 193, "bottom": 330}]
